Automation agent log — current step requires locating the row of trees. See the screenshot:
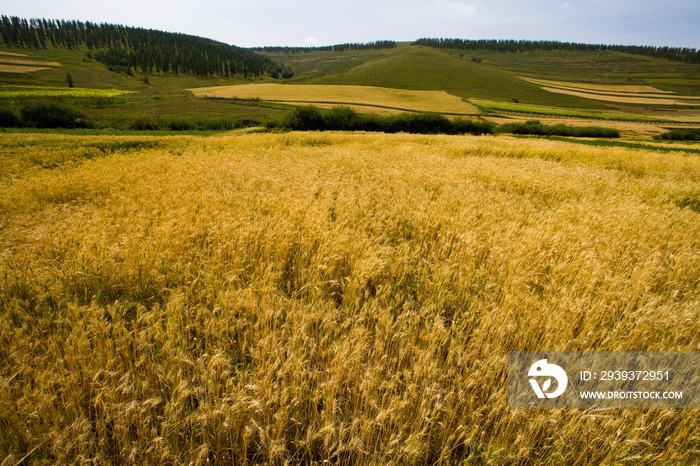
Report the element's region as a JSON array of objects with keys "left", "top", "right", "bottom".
[
  {"left": 413, "top": 38, "right": 700, "bottom": 64},
  {"left": 250, "top": 40, "right": 396, "bottom": 54},
  {"left": 0, "top": 15, "right": 283, "bottom": 79}
]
